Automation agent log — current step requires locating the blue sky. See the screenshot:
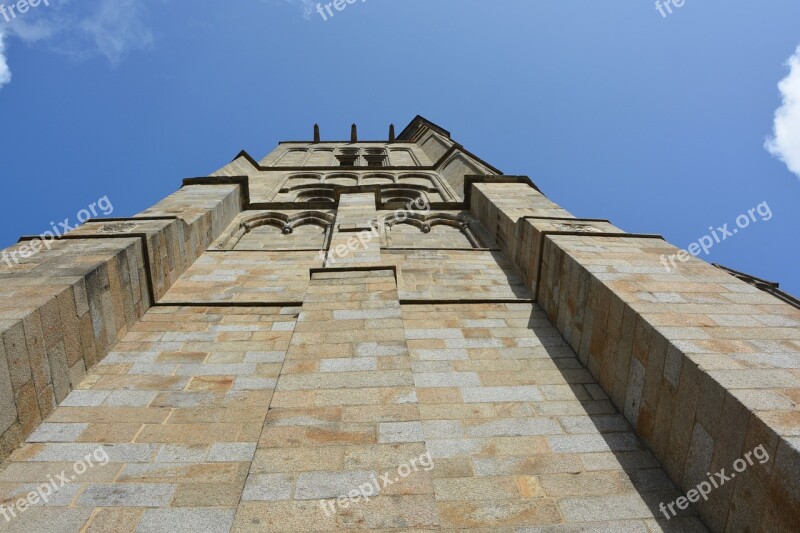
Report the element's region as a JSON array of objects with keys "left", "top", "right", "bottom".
[{"left": 1, "top": 0, "right": 799, "bottom": 294}]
